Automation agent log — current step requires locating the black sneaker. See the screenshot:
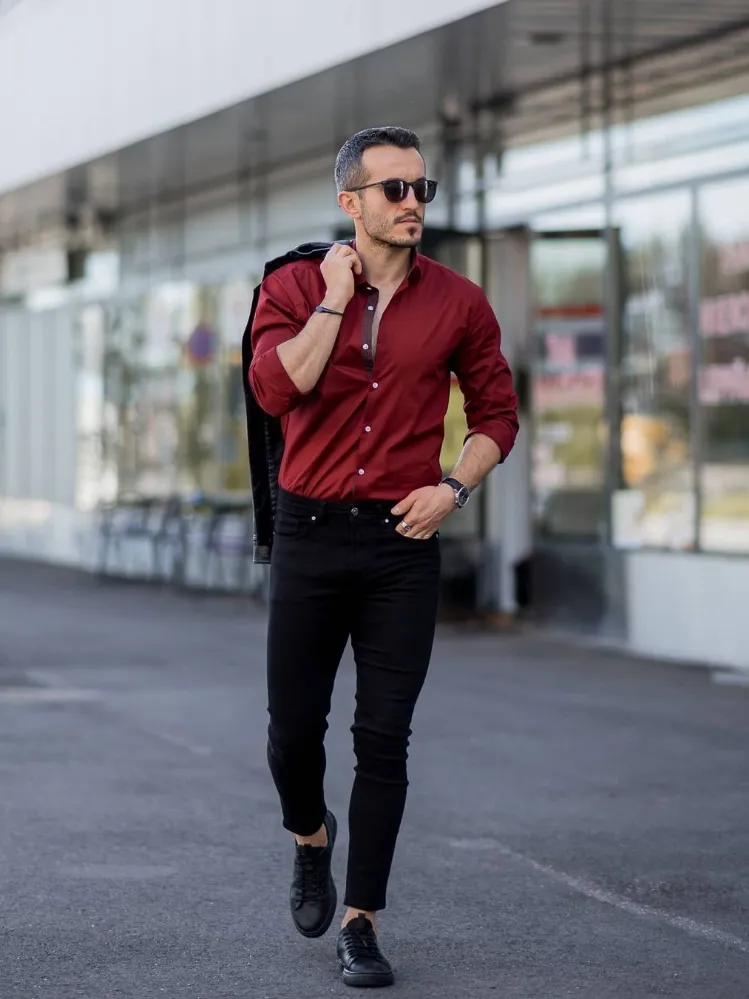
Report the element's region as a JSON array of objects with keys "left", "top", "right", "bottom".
[
  {"left": 289, "top": 810, "right": 337, "bottom": 938},
  {"left": 337, "top": 914, "right": 394, "bottom": 988}
]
